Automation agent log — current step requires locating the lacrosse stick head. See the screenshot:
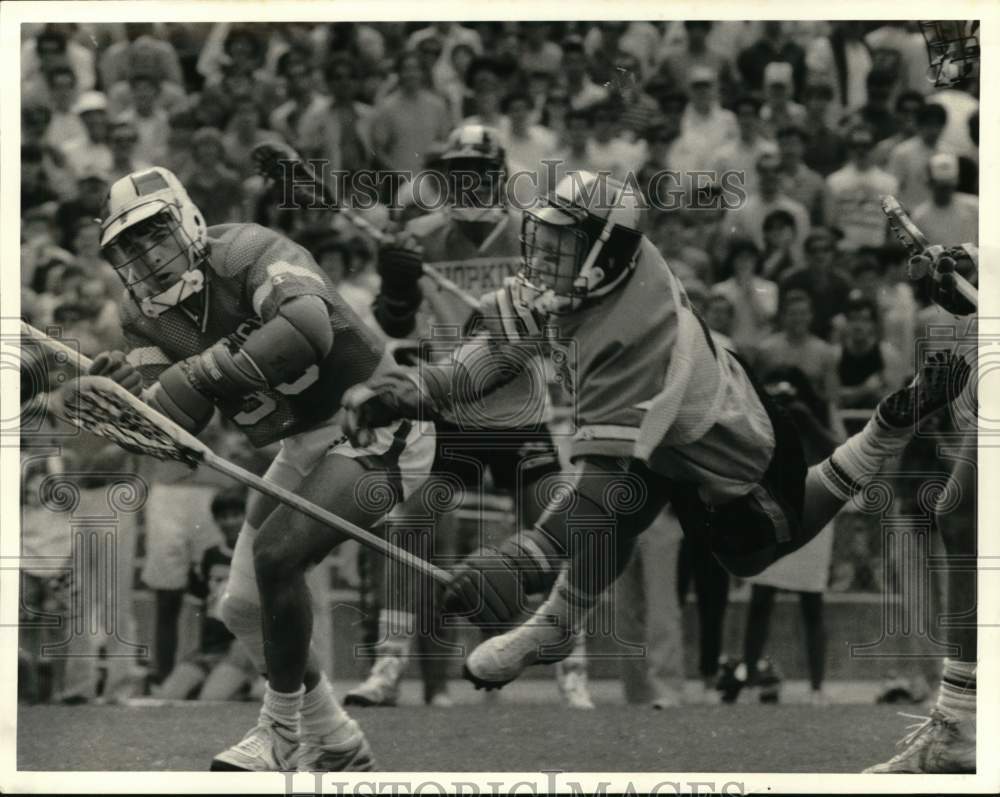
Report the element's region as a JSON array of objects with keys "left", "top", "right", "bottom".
[
  {"left": 881, "top": 195, "right": 936, "bottom": 280},
  {"left": 919, "top": 21, "right": 980, "bottom": 89},
  {"left": 252, "top": 140, "right": 302, "bottom": 184},
  {"left": 61, "top": 376, "right": 210, "bottom": 469}
]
